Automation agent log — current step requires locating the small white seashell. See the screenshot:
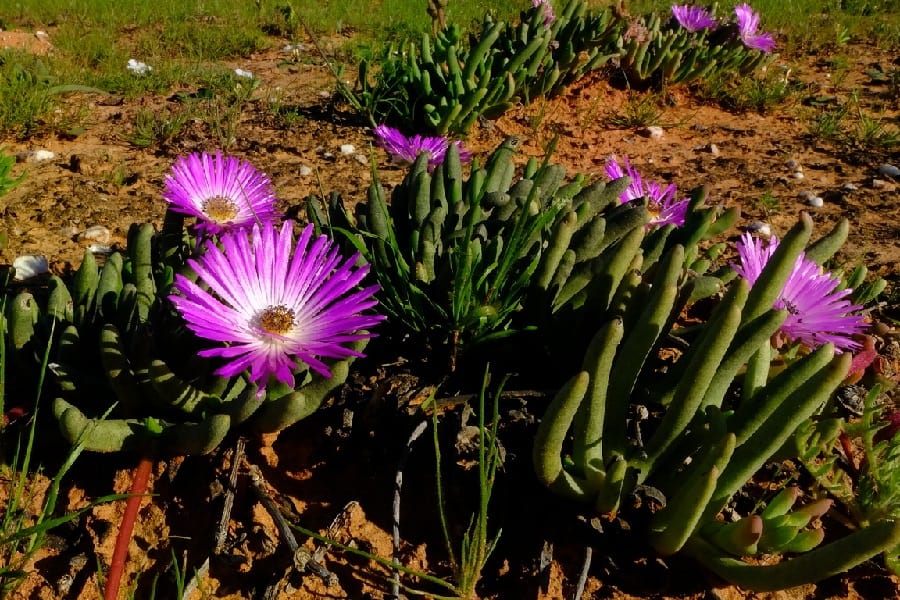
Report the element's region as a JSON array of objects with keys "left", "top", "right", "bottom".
[
  {"left": 88, "top": 244, "right": 113, "bottom": 255},
  {"left": 340, "top": 144, "right": 356, "bottom": 155},
  {"left": 13, "top": 255, "right": 49, "bottom": 281},
  {"left": 78, "top": 225, "right": 111, "bottom": 245},
  {"left": 747, "top": 221, "right": 772, "bottom": 237},
  {"left": 234, "top": 68, "right": 254, "bottom": 79}
]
